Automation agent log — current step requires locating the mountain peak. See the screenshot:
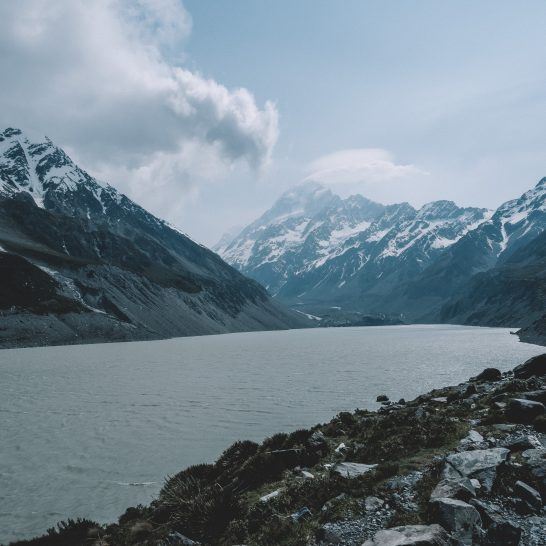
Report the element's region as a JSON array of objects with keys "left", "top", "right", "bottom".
[
  {"left": 0, "top": 127, "right": 84, "bottom": 207},
  {"left": 0, "top": 127, "right": 23, "bottom": 139},
  {"left": 256, "top": 182, "right": 337, "bottom": 227}
]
